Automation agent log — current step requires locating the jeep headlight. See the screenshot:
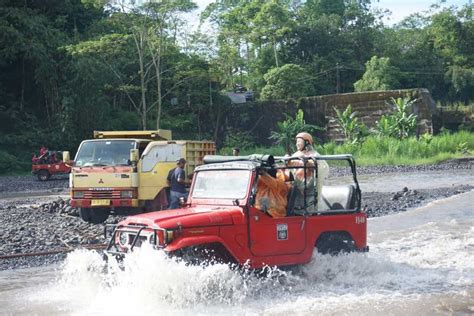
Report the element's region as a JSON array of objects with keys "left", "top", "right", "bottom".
[
  {"left": 73, "top": 191, "right": 84, "bottom": 199},
  {"left": 119, "top": 232, "right": 128, "bottom": 246},
  {"left": 120, "top": 190, "right": 133, "bottom": 199},
  {"left": 165, "top": 230, "right": 174, "bottom": 244}
]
